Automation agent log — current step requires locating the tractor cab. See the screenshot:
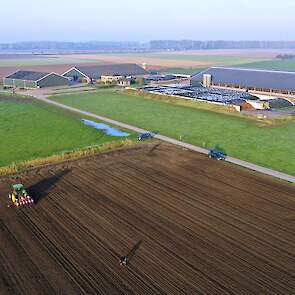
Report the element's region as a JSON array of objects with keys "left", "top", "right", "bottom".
[
  {"left": 12, "top": 184, "right": 25, "bottom": 196},
  {"left": 9, "top": 183, "right": 34, "bottom": 207}
]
